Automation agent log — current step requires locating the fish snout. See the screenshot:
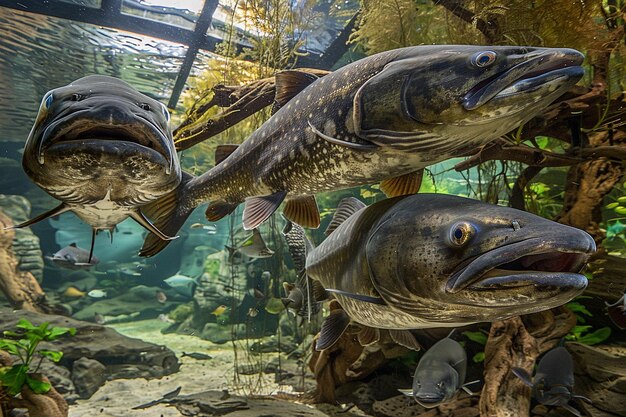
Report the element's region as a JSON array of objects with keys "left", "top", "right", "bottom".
[{"left": 414, "top": 392, "right": 445, "bottom": 408}]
